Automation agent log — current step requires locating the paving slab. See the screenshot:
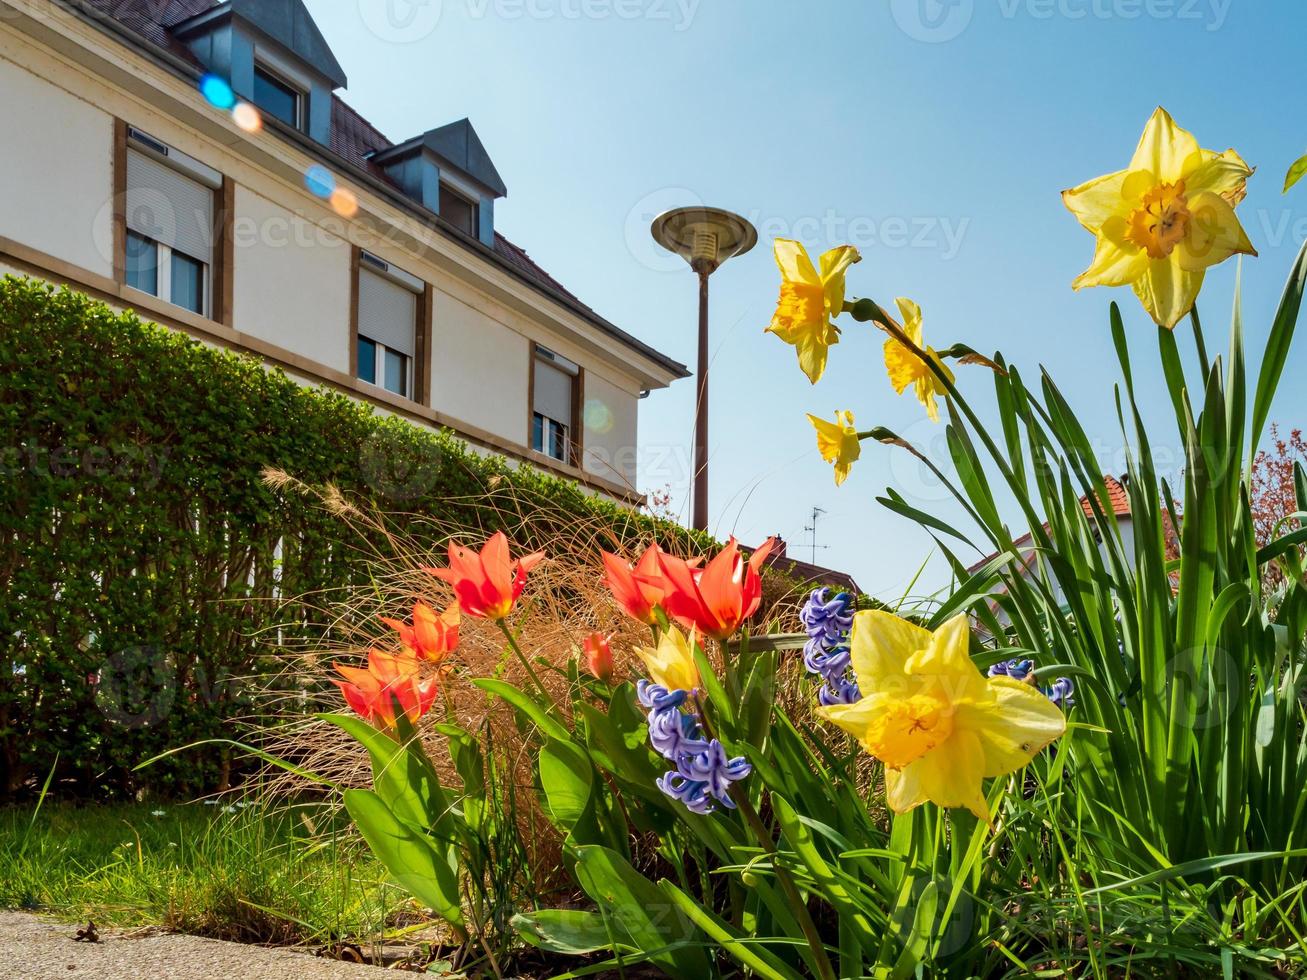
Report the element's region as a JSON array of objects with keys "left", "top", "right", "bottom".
[{"left": 0, "top": 912, "right": 389, "bottom": 979}]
